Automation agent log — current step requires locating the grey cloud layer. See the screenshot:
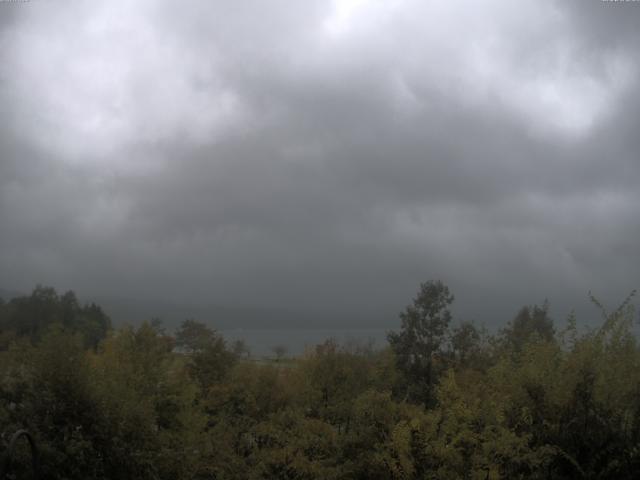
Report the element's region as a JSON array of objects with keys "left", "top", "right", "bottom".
[{"left": 0, "top": 0, "right": 639, "bottom": 325}]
